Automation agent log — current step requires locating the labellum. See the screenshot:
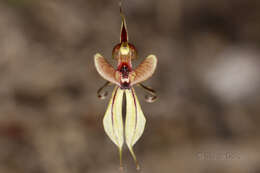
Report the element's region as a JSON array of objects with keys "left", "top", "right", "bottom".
[{"left": 94, "top": 3, "right": 157, "bottom": 170}]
